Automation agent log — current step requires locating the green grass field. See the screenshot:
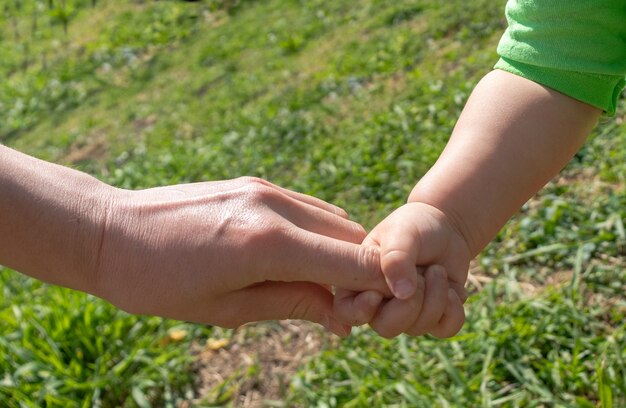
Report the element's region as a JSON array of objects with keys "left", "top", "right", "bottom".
[{"left": 1, "top": 1, "right": 625, "bottom": 406}]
